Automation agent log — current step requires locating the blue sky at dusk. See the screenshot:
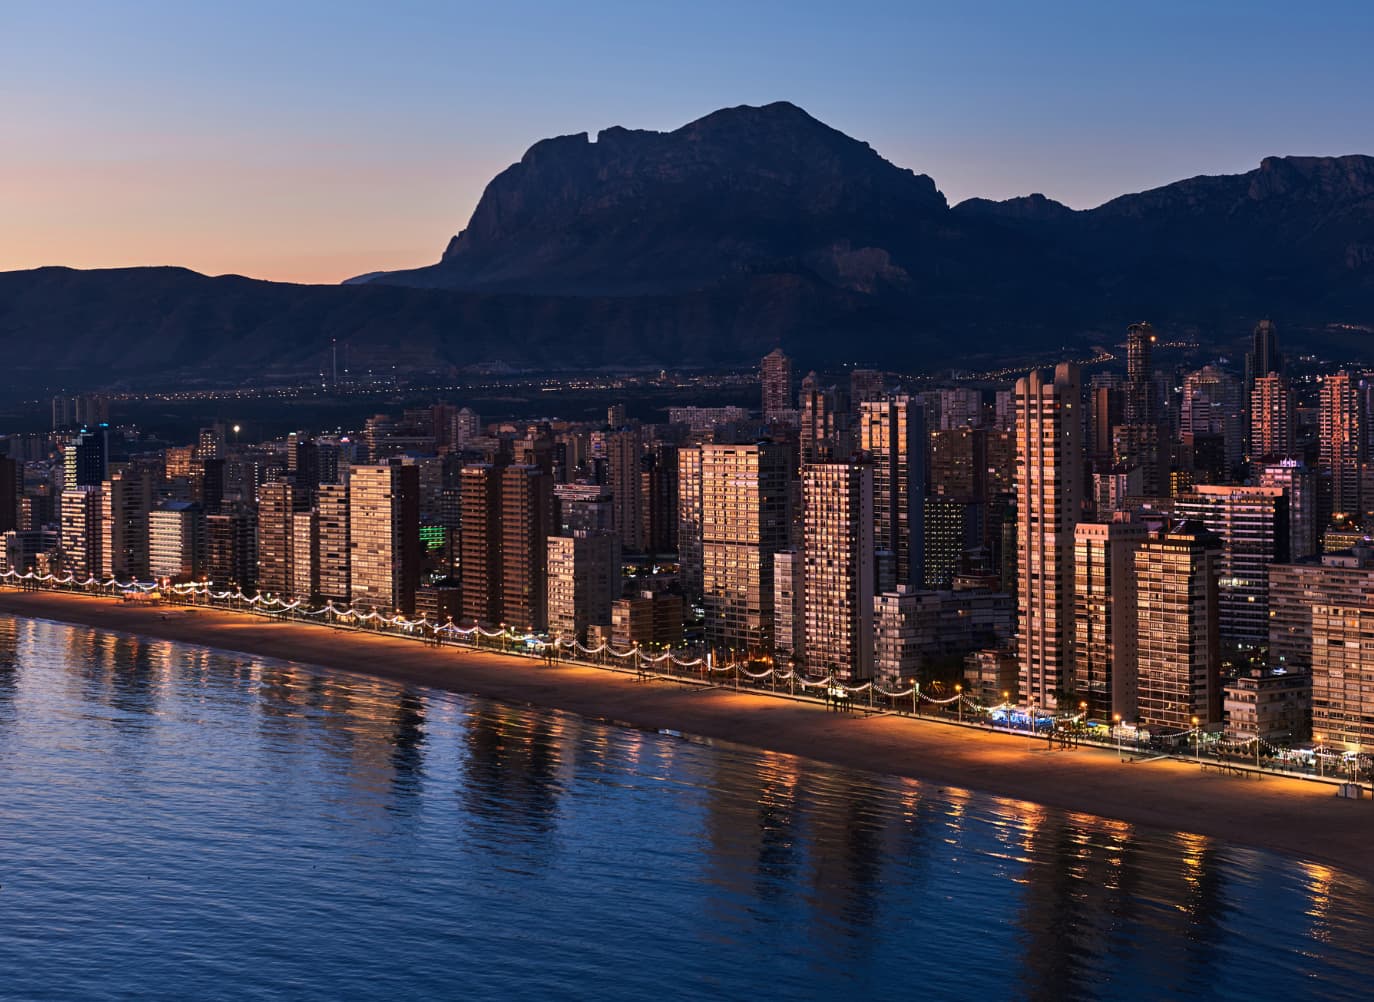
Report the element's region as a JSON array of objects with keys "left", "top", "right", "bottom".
[{"left": 4, "top": 0, "right": 1371, "bottom": 282}]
